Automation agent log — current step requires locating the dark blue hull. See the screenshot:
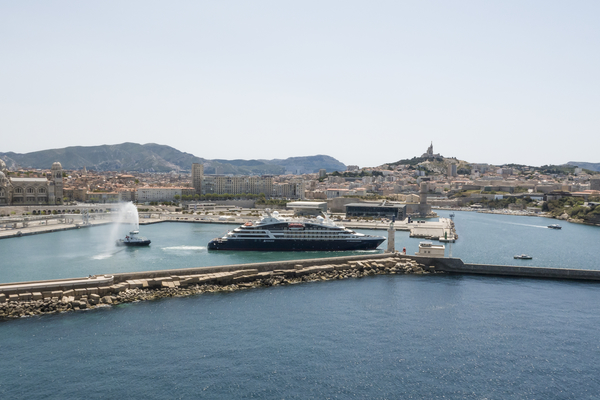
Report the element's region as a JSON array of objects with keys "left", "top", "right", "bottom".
[
  {"left": 116, "top": 239, "right": 151, "bottom": 247},
  {"left": 207, "top": 238, "right": 384, "bottom": 251}
]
